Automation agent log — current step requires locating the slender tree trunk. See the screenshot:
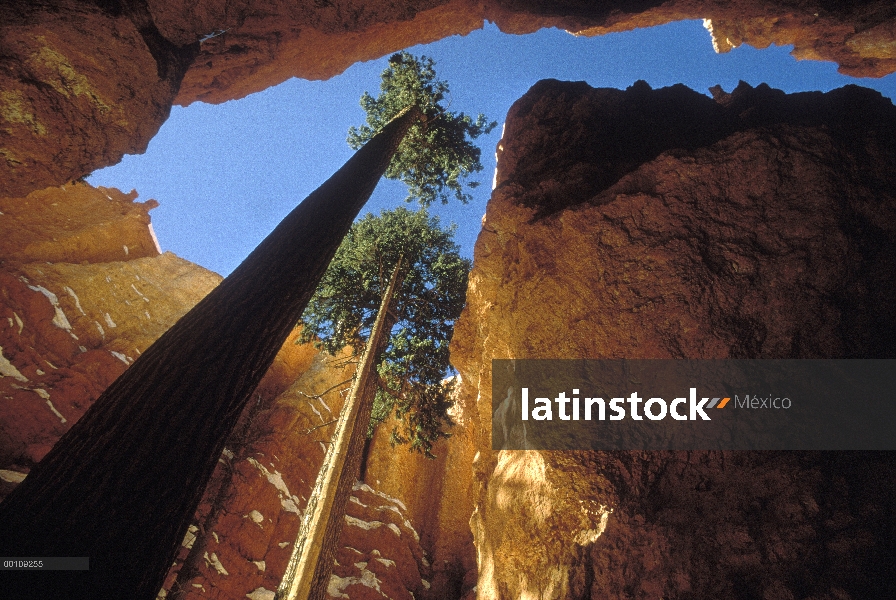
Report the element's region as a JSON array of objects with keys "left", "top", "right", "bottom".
[
  {"left": 0, "top": 107, "right": 420, "bottom": 600},
  {"left": 358, "top": 435, "right": 375, "bottom": 482},
  {"left": 276, "top": 259, "right": 404, "bottom": 600}
]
